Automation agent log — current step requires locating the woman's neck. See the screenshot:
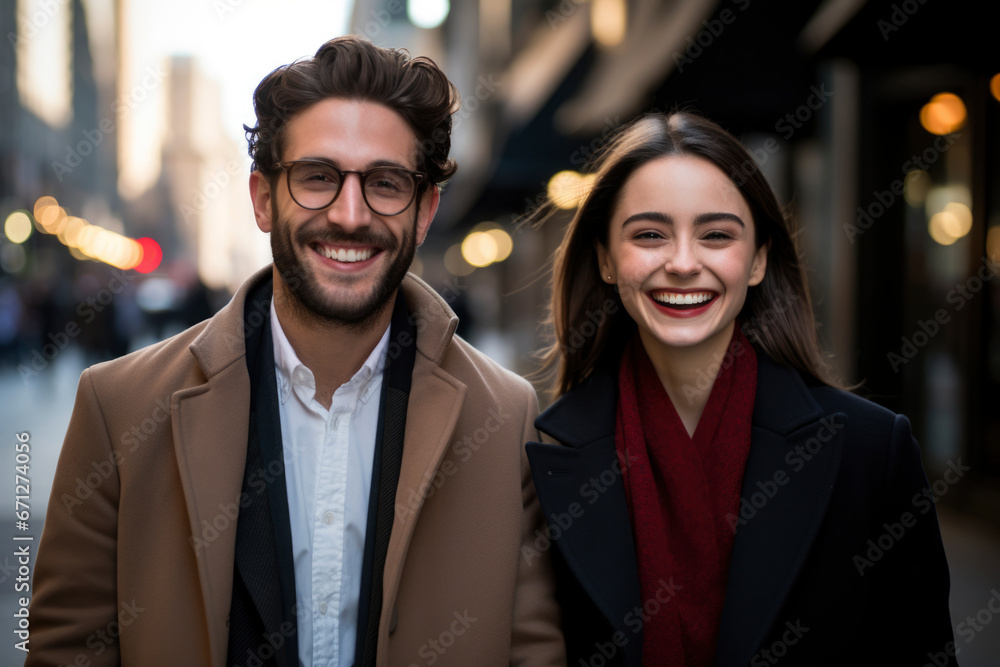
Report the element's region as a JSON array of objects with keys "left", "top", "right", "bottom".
[{"left": 639, "top": 321, "right": 736, "bottom": 437}]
